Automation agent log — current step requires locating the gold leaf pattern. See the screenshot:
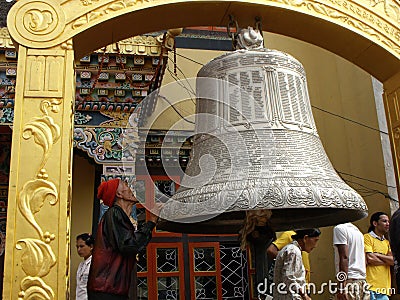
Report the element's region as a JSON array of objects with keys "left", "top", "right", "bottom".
[
  {"left": 272, "top": 0, "right": 400, "bottom": 55},
  {"left": 106, "top": 1, "right": 127, "bottom": 12},
  {"left": 306, "top": 2, "right": 349, "bottom": 21},
  {"left": 24, "top": 9, "right": 53, "bottom": 33},
  {"left": 80, "top": 0, "right": 100, "bottom": 5},
  {"left": 100, "top": 110, "right": 130, "bottom": 127},
  {"left": 40, "top": 98, "right": 62, "bottom": 115},
  {"left": 16, "top": 240, "right": 56, "bottom": 277},
  {"left": 18, "top": 276, "right": 54, "bottom": 300},
  {"left": 67, "top": 0, "right": 400, "bottom": 56},
  {"left": 18, "top": 178, "right": 58, "bottom": 239},
  {"left": 72, "top": 0, "right": 151, "bottom": 29},
  {"left": 22, "top": 116, "right": 60, "bottom": 170}
]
